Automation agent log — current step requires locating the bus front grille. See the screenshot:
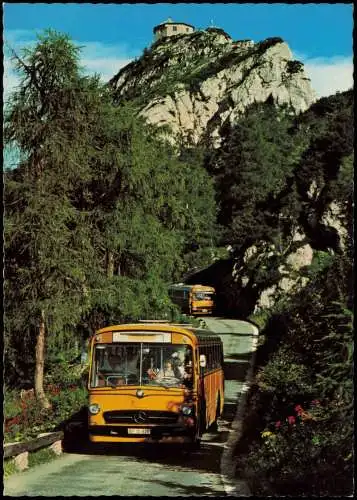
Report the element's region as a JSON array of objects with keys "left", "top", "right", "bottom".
[{"left": 103, "top": 410, "right": 179, "bottom": 425}]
